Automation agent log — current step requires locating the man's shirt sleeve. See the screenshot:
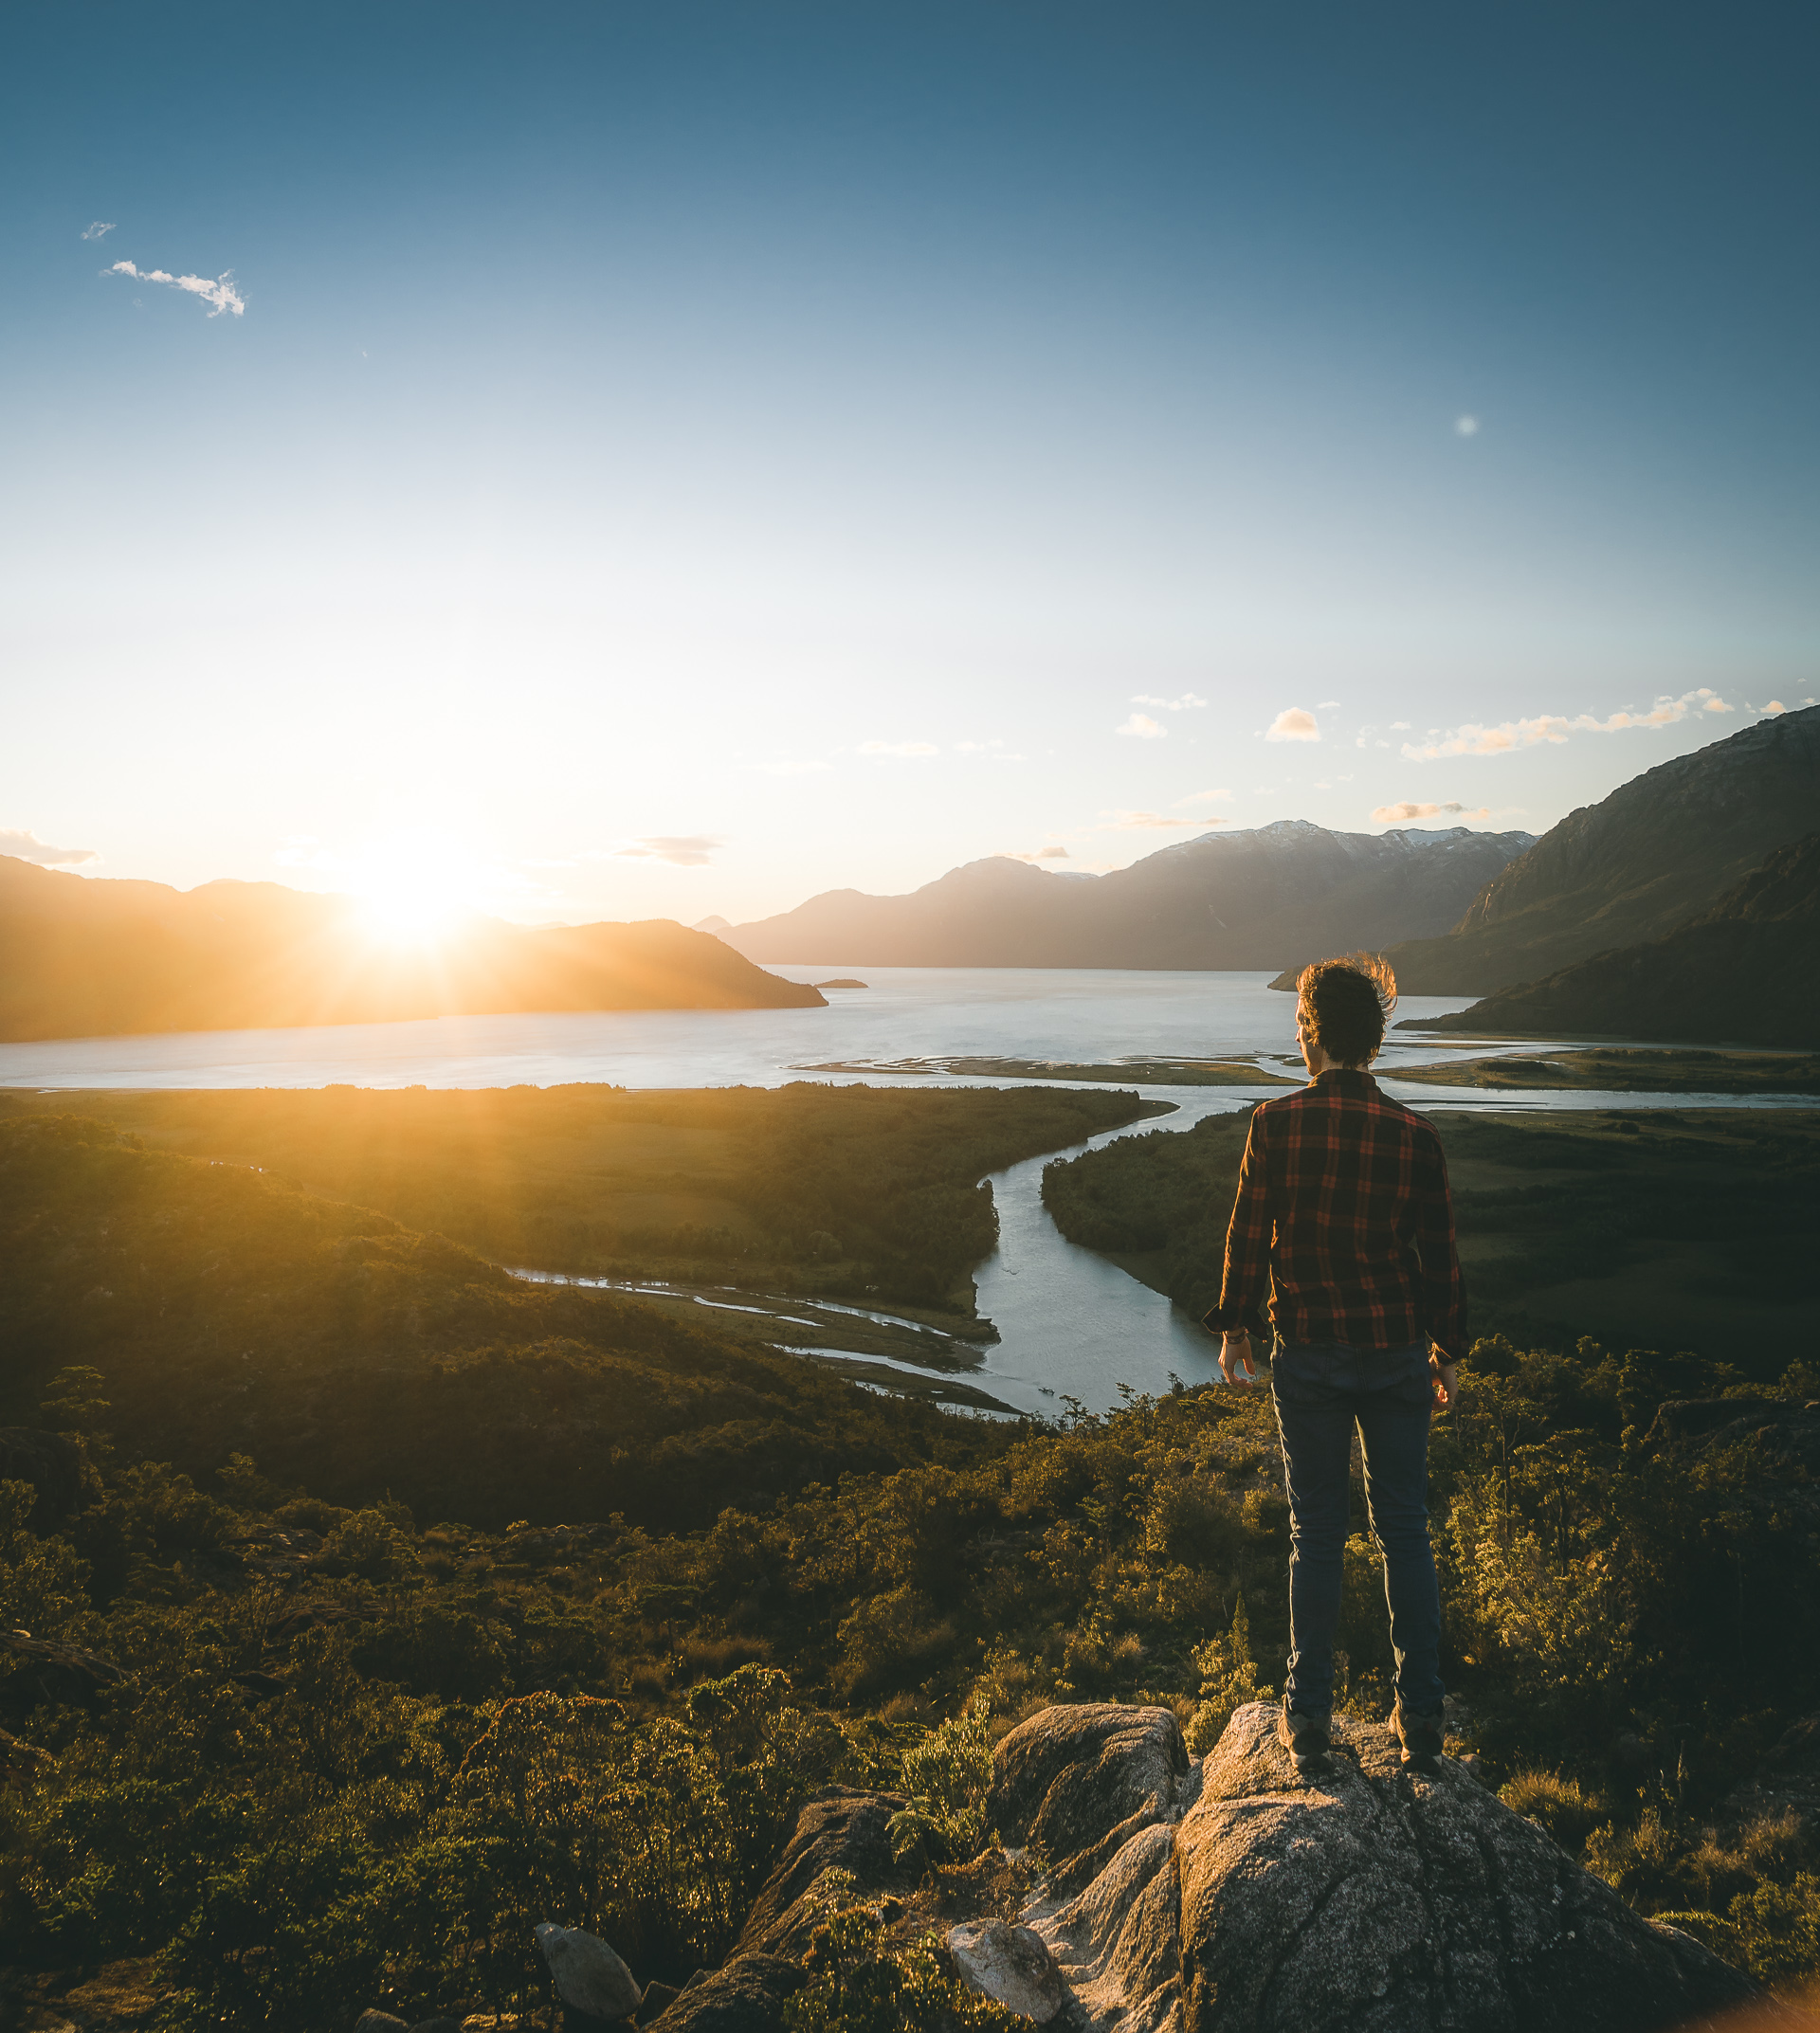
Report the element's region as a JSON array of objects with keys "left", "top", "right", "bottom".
[
  {"left": 1203, "top": 1106, "right": 1273, "bottom": 1337},
  {"left": 1412, "top": 1132, "right": 1469, "bottom": 1359}
]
